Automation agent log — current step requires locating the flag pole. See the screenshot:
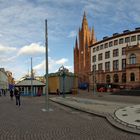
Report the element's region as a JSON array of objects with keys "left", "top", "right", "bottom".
[
  {"left": 31, "top": 57, "right": 33, "bottom": 96},
  {"left": 42, "top": 19, "right": 53, "bottom": 112},
  {"left": 45, "top": 19, "right": 49, "bottom": 111}
]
